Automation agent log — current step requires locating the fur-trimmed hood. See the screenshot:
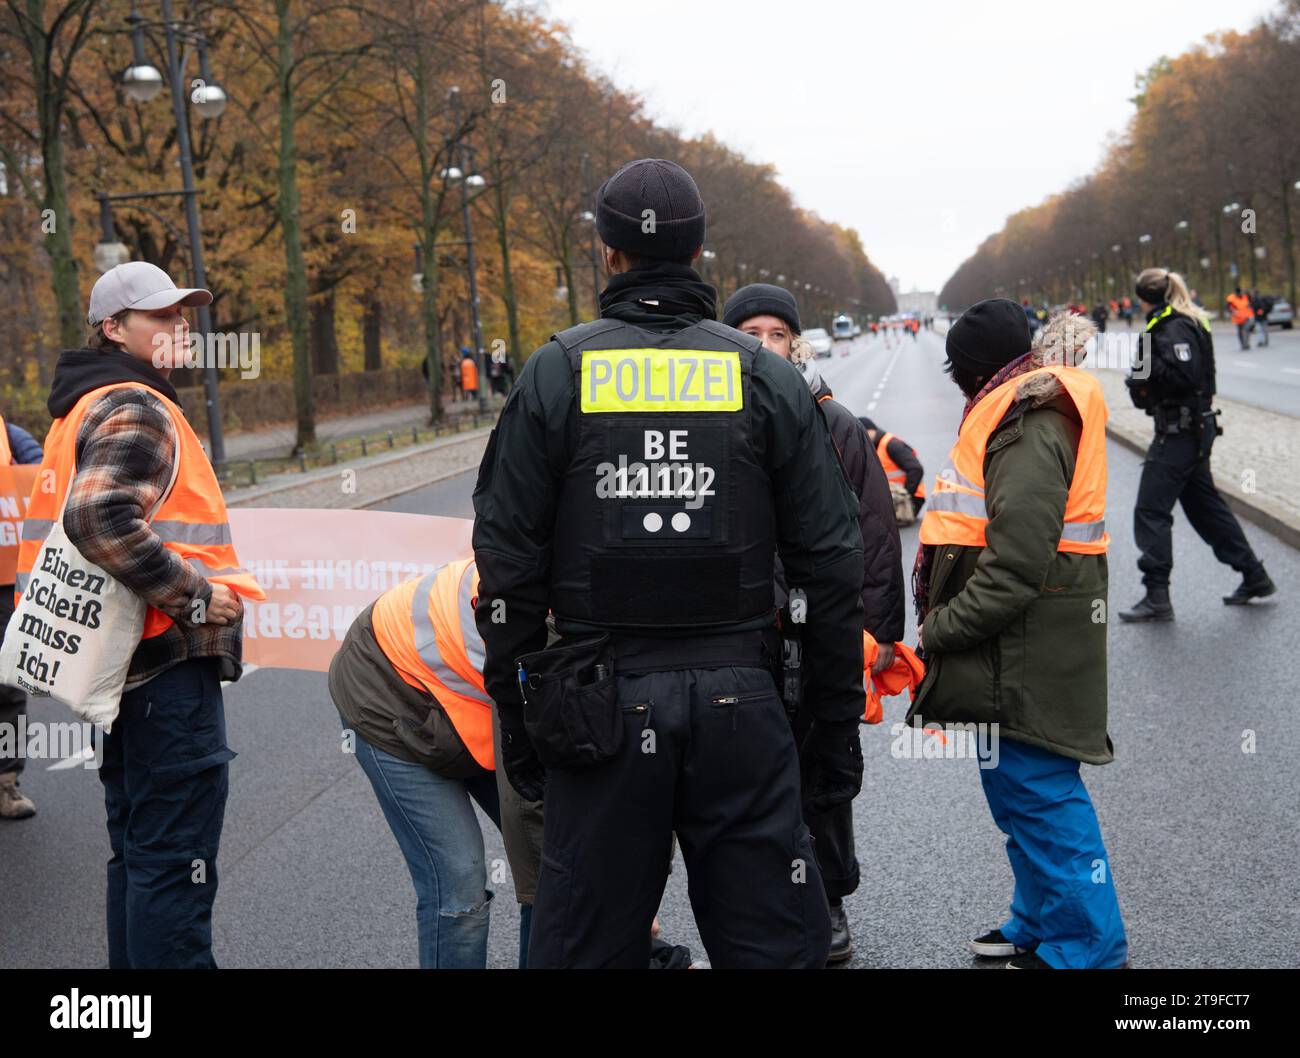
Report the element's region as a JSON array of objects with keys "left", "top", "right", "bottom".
[{"left": 1014, "top": 312, "right": 1098, "bottom": 406}]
